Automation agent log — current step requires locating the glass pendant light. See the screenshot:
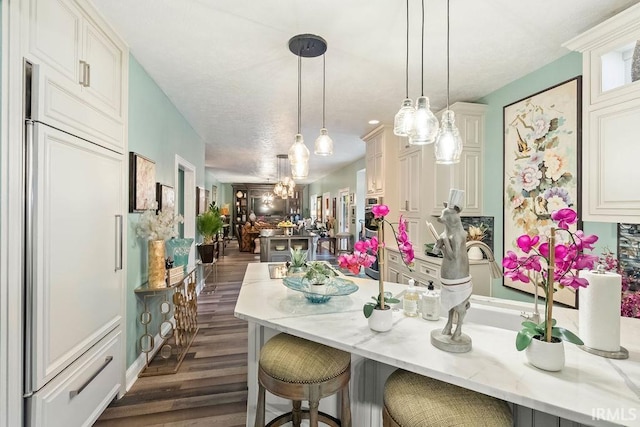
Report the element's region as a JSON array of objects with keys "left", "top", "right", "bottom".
[
  {"left": 291, "top": 160, "right": 309, "bottom": 181},
  {"left": 315, "top": 54, "right": 334, "bottom": 156},
  {"left": 393, "top": 0, "right": 415, "bottom": 137},
  {"left": 435, "top": 0, "right": 463, "bottom": 164},
  {"left": 408, "top": 0, "right": 439, "bottom": 145},
  {"left": 289, "top": 45, "right": 310, "bottom": 177}
]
